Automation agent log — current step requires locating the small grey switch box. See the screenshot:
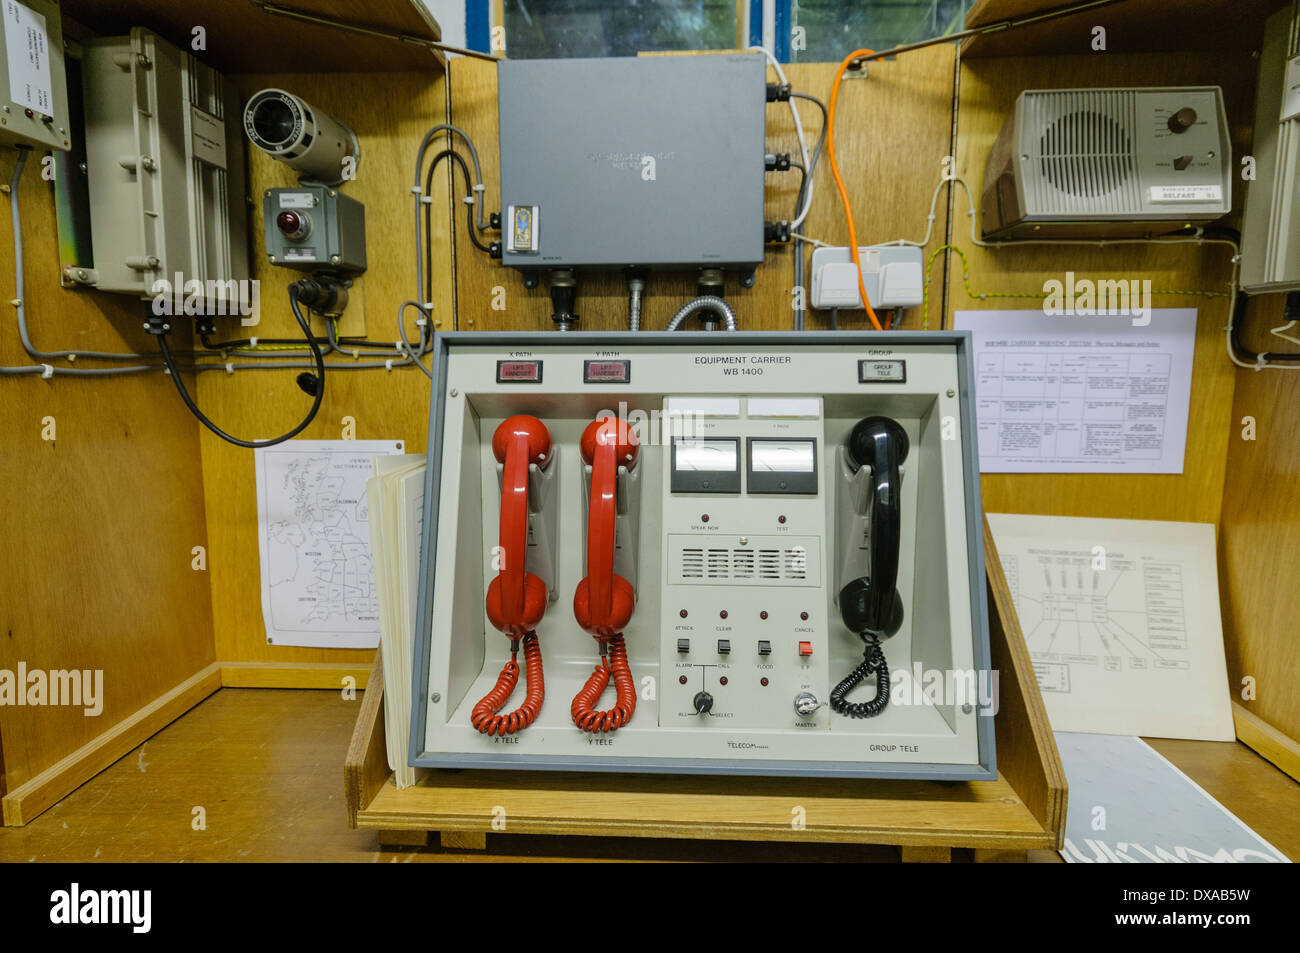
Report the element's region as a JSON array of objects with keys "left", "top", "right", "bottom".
[
  {"left": 0, "top": 0, "right": 70, "bottom": 152},
  {"left": 264, "top": 186, "right": 366, "bottom": 274}
]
